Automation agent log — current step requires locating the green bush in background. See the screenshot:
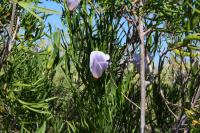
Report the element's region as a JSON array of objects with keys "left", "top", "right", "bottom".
[{"left": 0, "top": 0, "right": 200, "bottom": 132}]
